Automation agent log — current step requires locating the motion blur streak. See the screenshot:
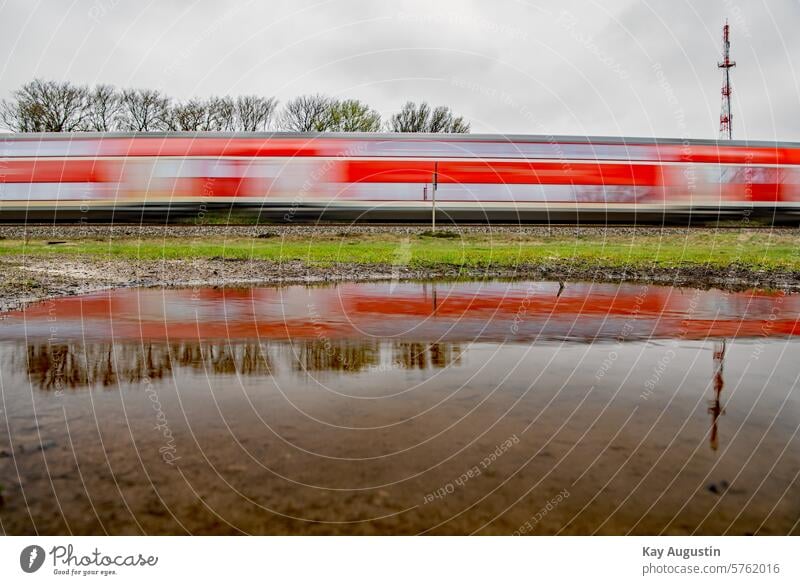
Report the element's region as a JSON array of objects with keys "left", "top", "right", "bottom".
[{"left": 2, "top": 132, "right": 800, "bottom": 223}]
